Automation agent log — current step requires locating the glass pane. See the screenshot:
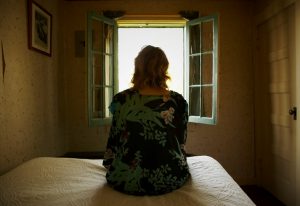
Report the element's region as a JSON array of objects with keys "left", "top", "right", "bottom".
[
  {"left": 93, "top": 53, "right": 103, "bottom": 85},
  {"left": 103, "top": 87, "right": 113, "bottom": 118},
  {"left": 201, "top": 86, "right": 212, "bottom": 117},
  {"left": 93, "top": 87, "right": 104, "bottom": 118},
  {"left": 190, "top": 54, "right": 213, "bottom": 85},
  {"left": 104, "top": 54, "right": 113, "bottom": 86},
  {"left": 189, "top": 87, "right": 200, "bottom": 116},
  {"left": 93, "top": 87, "right": 113, "bottom": 118},
  {"left": 189, "top": 24, "right": 200, "bottom": 54},
  {"left": 93, "top": 54, "right": 113, "bottom": 86},
  {"left": 201, "top": 20, "right": 213, "bottom": 52},
  {"left": 103, "top": 24, "right": 114, "bottom": 54},
  {"left": 189, "top": 55, "right": 200, "bottom": 85},
  {"left": 201, "top": 53, "right": 213, "bottom": 84},
  {"left": 92, "top": 21, "right": 113, "bottom": 54},
  {"left": 91, "top": 20, "right": 103, "bottom": 51}
]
